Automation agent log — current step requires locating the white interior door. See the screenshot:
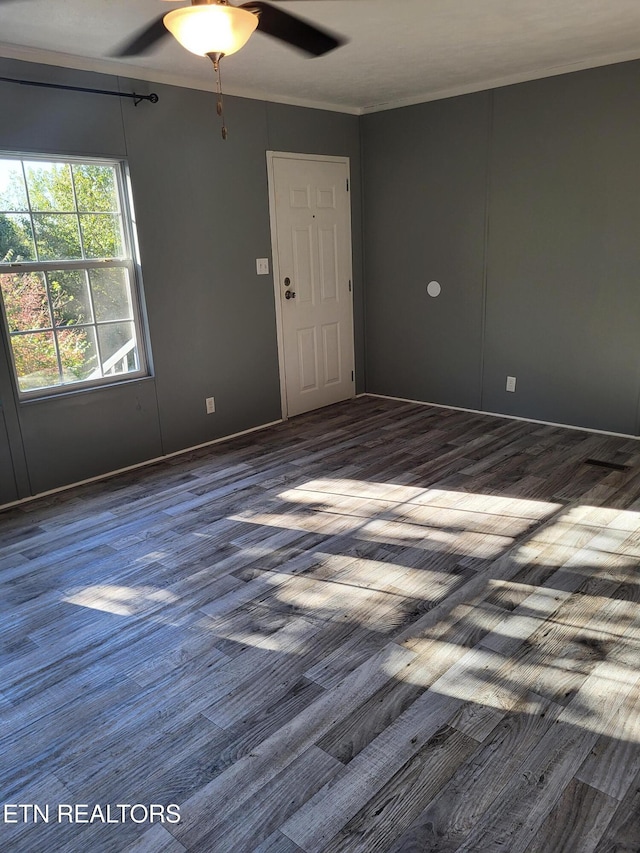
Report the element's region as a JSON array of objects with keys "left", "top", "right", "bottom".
[{"left": 268, "top": 153, "right": 355, "bottom": 418}]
